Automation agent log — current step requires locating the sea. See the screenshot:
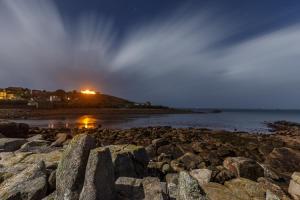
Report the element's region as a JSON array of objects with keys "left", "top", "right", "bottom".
[{"left": 10, "top": 109, "right": 300, "bottom": 133}]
